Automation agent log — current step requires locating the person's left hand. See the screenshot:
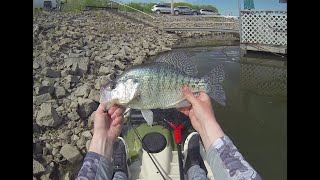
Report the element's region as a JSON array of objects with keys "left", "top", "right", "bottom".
[
  {"left": 94, "top": 104, "right": 125, "bottom": 142},
  {"left": 89, "top": 104, "right": 125, "bottom": 159}
]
